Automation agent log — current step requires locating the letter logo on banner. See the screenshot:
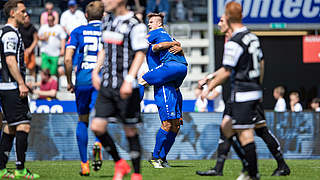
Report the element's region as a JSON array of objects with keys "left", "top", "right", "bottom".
[{"left": 214, "top": 0, "right": 320, "bottom": 24}]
